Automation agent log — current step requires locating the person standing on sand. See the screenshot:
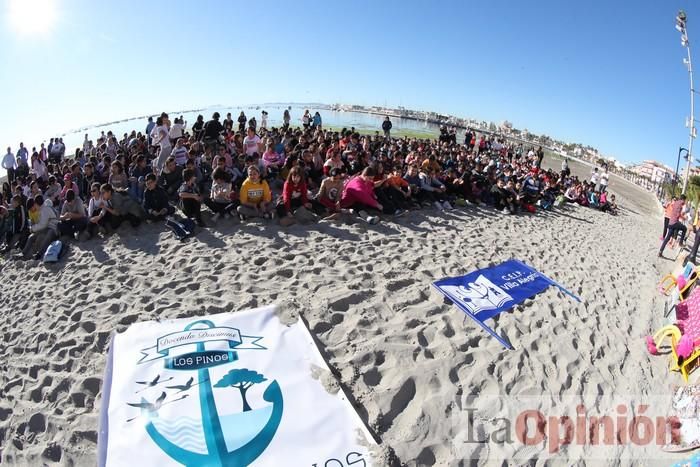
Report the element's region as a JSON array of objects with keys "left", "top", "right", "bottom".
[
  {"left": 659, "top": 195, "right": 688, "bottom": 257},
  {"left": 145, "top": 117, "right": 155, "bottom": 146},
  {"left": 535, "top": 146, "right": 544, "bottom": 169},
  {"left": 203, "top": 112, "right": 224, "bottom": 148},
  {"left": 16, "top": 143, "right": 28, "bottom": 166},
  {"left": 192, "top": 115, "right": 205, "bottom": 141},
  {"left": 590, "top": 167, "right": 600, "bottom": 192},
  {"left": 237, "top": 111, "right": 247, "bottom": 133},
  {"left": 382, "top": 116, "right": 392, "bottom": 139},
  {"left": 600, "top": 166, "right": 610, "bottom": 193},
  {"left": 223, "top": 112, "right": 234, "bottom": 132},
  {"left": 168, "top": 117, "right": 186, "bottom": 145},
  {"left": 151, "top": 116, "right": 172, "bottom": 172},
  {"left": 2, "top": 147, "right": 16, "bottom": 184},
  {"left": 283, "top": 109, "right": 291, "bottom": 128}
]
